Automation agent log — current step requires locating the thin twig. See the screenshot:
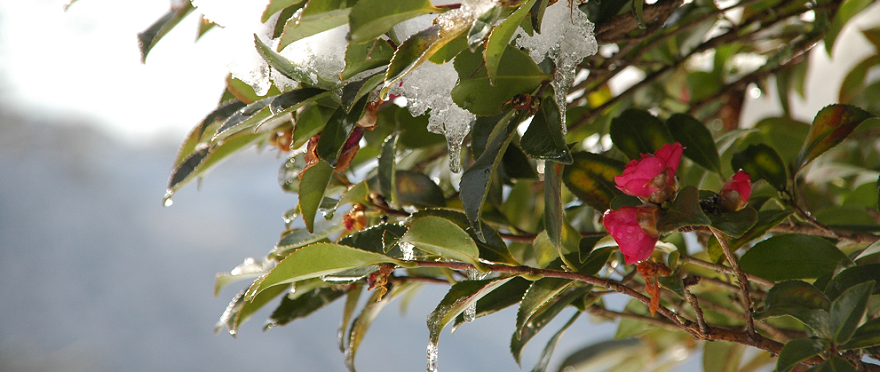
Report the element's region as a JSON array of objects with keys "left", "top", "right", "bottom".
[
  {"left": 683, "top": 279, "right": 708, "bottom": 336},
  {"left": 679, "top": 255, "right": 774, "bottom": 288},
  {"left": 710, "top": 227, "right": 756, "bottom": 339}
]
